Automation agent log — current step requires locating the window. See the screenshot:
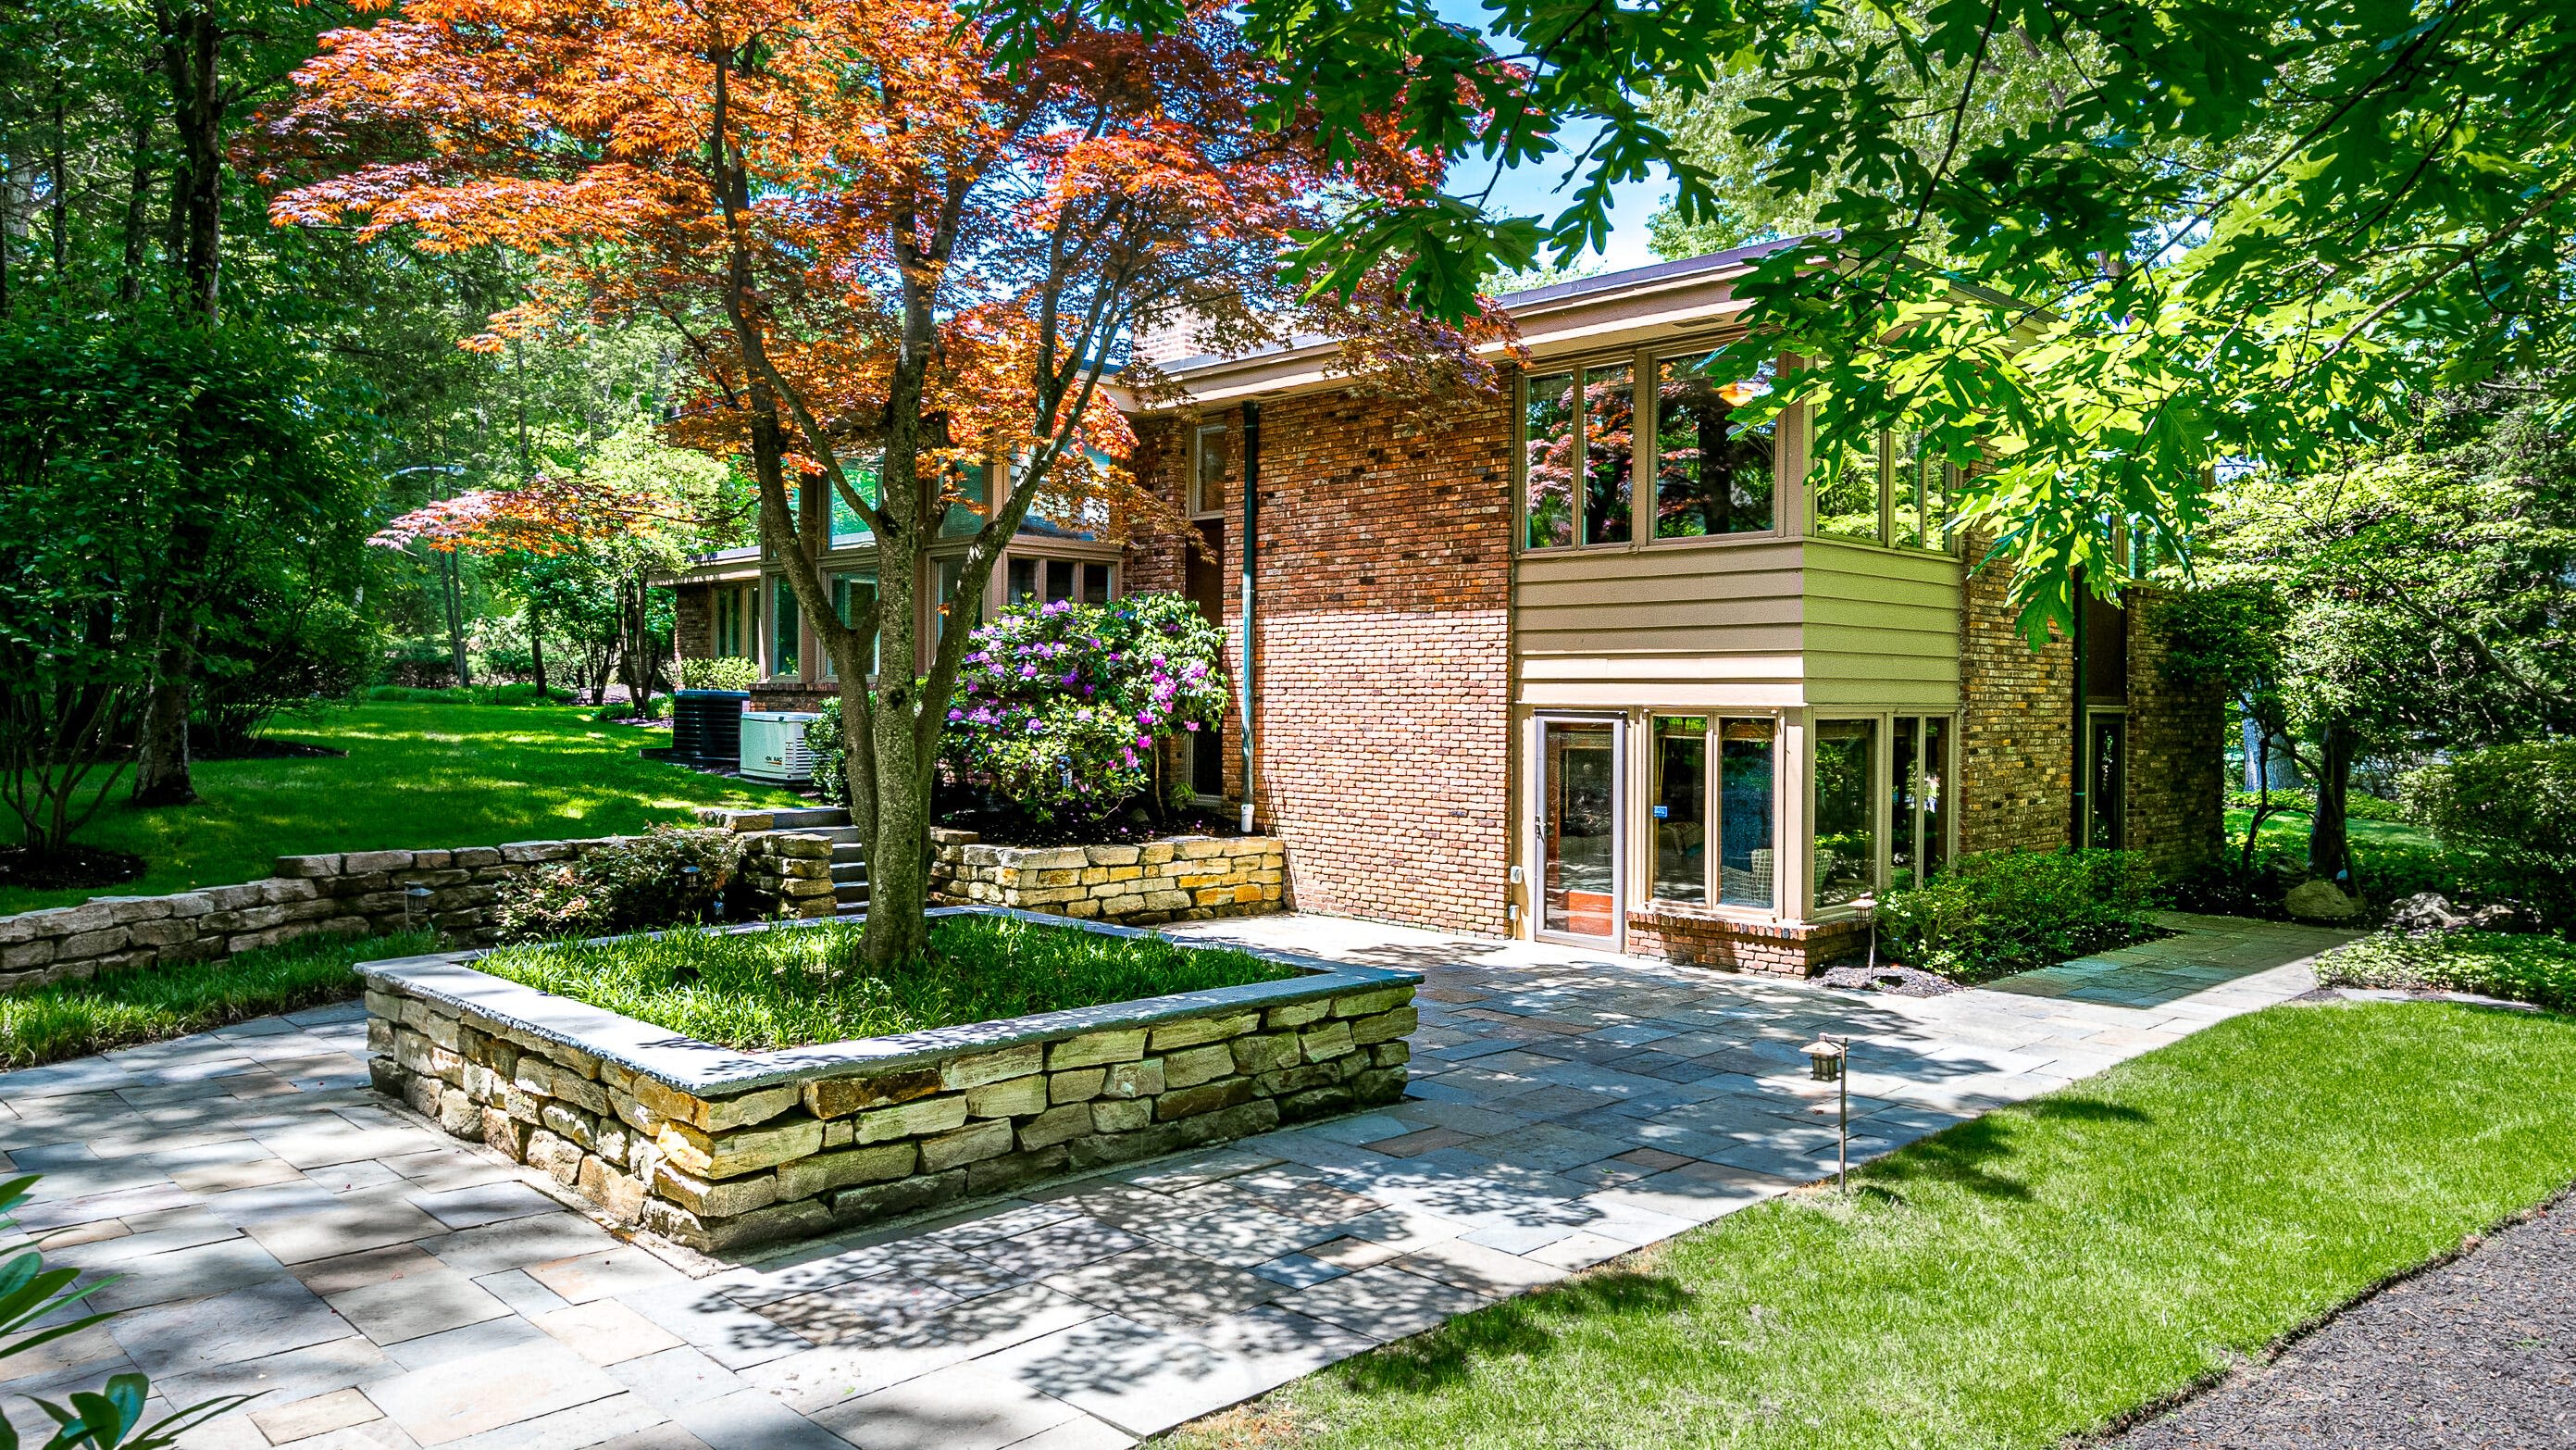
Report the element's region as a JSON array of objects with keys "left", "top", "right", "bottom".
[
  {"left": 942, "top": 463, "right": 991, "bottom": 539},
  {"left": 826, "top": 570, "right": 878, "bottom": 679},
  {"left": 1717, "top": 719, "right": 1778, "bottom": 908},
  {"left": 1923, "top": 716, "right": 1951, "bottom": 877},
  {"left": 1006, "top": 556, "right": 1114, "bottom": 607},
  {"left": 1524, "top": 370, "right": 1578, "bottom": 549},
  {"left": 1192, "top": 424, "right": 1229, "bottom": 518},
  {"left": 713, "top": 586, "right": 747, "bottom": 658},
  {"left": 1650, "top": 717, "right": 1708, "bottom": 903},
  {"left": 1812, "top": 719, "right": 1877, "bottom": 908},
  {"left": 1583, "top": 364, "right": 1636, "bottom": 545},
  {"left": 769, "top": 578, "right": 800, "bottom": 677},
  {"left": 934, "top": 558, "right": 976, "bottom": 644},
  {"left": 1813, "top": 428, "right": 1959, "bottom": 551},
  {"left": 1652, "top": 358, "right": 1774, "bottom": 537},
  {"left": 829, "top": 463, "right": 879, "bottom": 546},
  {"left": 1811, "top": 431, "right": 1885, "bottom": 542},
  {"left": 2088, "top": 712, "right": 2128, "bottom": 850}
]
